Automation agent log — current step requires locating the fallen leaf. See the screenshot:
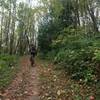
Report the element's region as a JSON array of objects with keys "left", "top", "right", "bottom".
[{"left": 57, "top": 90, "right": 61, "bottom": 96}]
